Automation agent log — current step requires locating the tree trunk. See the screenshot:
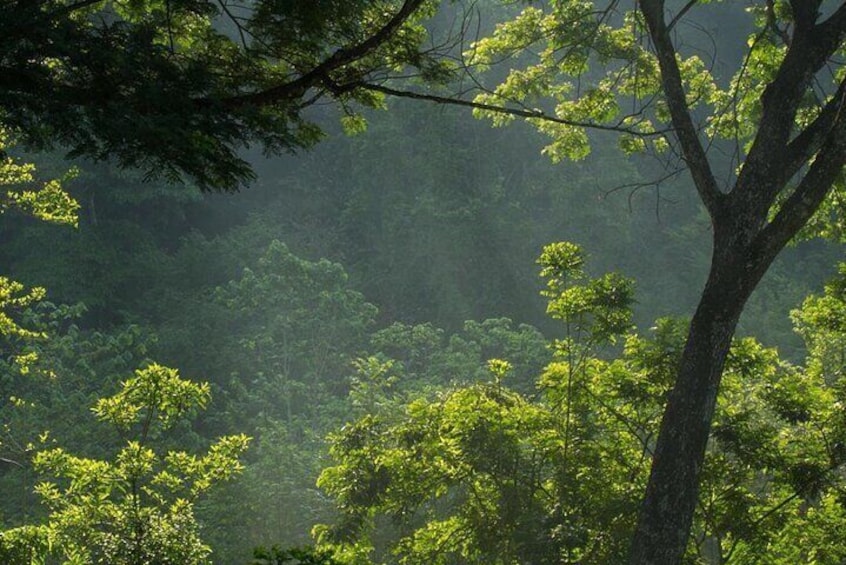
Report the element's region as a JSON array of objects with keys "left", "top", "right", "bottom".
[
  {"left": 627, "top": 235, "right": 764, "bottom": 564},
  {"left": 624, "top": 3, "right": 846, "bottom": 562}
]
